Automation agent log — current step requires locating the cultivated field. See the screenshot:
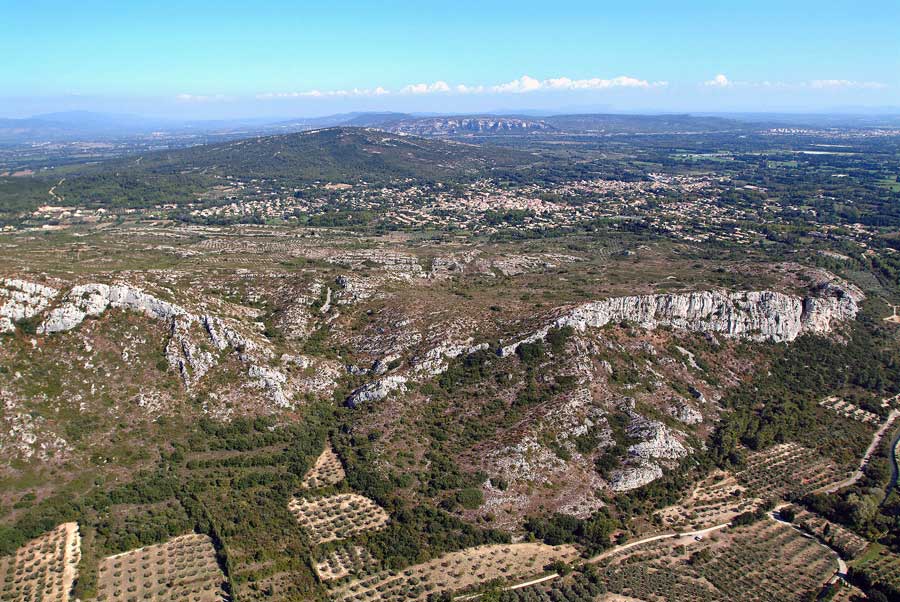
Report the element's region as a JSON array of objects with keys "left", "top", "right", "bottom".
[
  {"left": 0, "top": 522, "right": 81, "bottom": 602},
  {"left": 852, "top": 545, "right": 900, "bottom": 593},
  {"left": 301, "top": 445, "right": 346, "bottom": 490},
  {"left": 95, "top": 533, "right": 228, "bottom": 602},
  {"left": 789, "top": 507, "right": 870, "bottom": 559},
  {"left": 819, "top": 396, "right": 880, "bottom": 424},
  {"left": 735, "top": 443, "right": 848, "bottom": 498},
  {"left": 330, "top": 542, "right": 579, "bottom": 601},
  {"left": 656, "top": 471, "right": 759, "bottom": 530},
  {"left": 315, "top": 545, "right": 379, "bottom": 582},
  {"left": 590, "top": 519, "right": 837, "bottom": 602},
  {"left": 288, "top": 493, "right": 389, "bottom": 545}
]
